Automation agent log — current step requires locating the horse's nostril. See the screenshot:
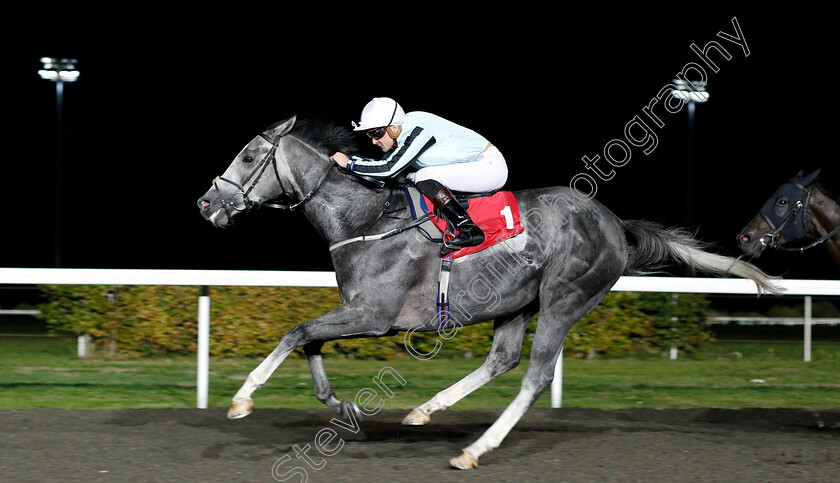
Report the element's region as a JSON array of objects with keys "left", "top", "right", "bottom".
[
  {"left": 740, "top": 235, "right": 751, "bottom": 243},
  {"left": 198, "top": 198, "right": 211, "bottom": 210}
]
